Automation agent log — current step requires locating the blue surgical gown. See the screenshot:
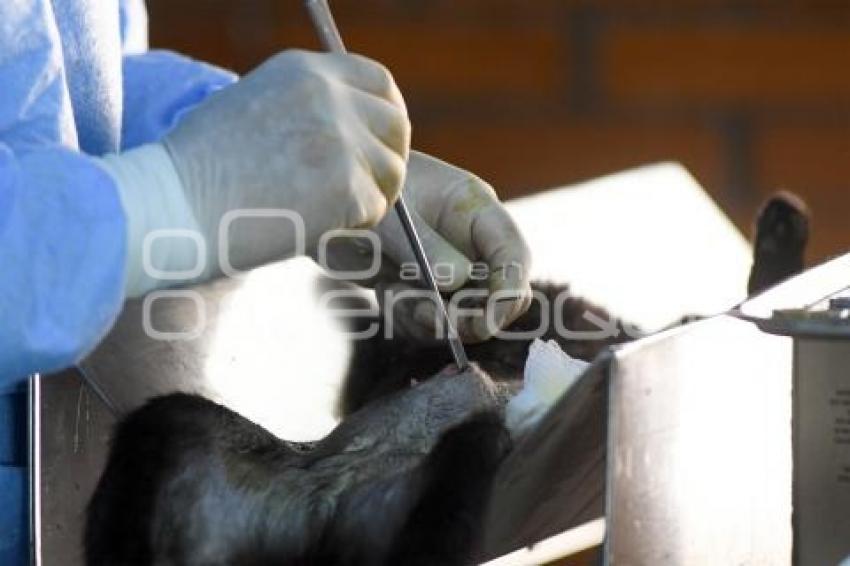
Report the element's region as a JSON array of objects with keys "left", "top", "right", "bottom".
[{"left": 0, "top": 1, "right": 236, "bottom": 562}]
